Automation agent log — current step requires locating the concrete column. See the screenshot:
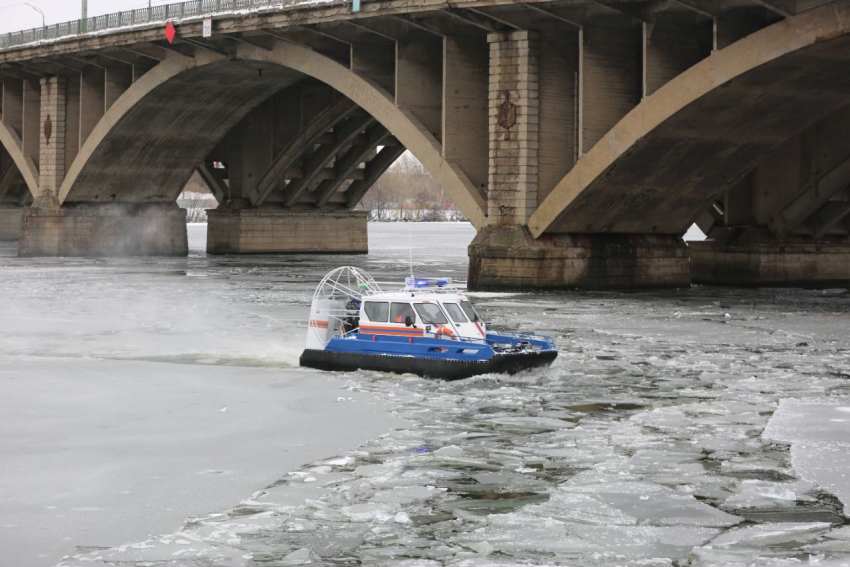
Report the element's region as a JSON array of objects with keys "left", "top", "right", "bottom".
[
  {"left": 64, "top": 73, "right": 81, "bottom": 176},
  {"left": 716, "top": 10, "right": 772, "bottom": 50},
  {"left": 2, "top": 79, "right": 23, "bottom": 139},
  {"left": 642, "top": 16, "right": 712, "bottom": 98},
  {"left": 351, "top": 41, "right": 396, "bottom": 94},
  {"left": 38, "top": 76, "right": 66, "bottom": 200},
  {"left": 21, "top": 79, "right": 40, "bottom": 168},
  {"left": 79, "top": 66, "right": 105, "bottom": 146},
  {"left": 443, "top": 36, "right": 488, "bottom": 192},
  {"left": 206, "top": 209, "right": 368, "bottom": 255},
  {"left": 487, "top": 30, "right": 539, "bottom": 226},
  {"left": 579, "top": 20, "right": 640, "bottom": 156},
  {"left": 724, "top": 174, "right": 755, "bottom": 227},
  {"left": 272, "top": 87, "right": 302, "bottom": 157},
  {"left": 537, "top": 30, "right": 578, "bottom": 204},
  {"left": 104, "top": 65, "right": 132, "bottom": 111},
  {"left": 222, "top": 122, "right": 245, "bottom": 202},
  {"left": 396, "top": 38, "right": 442, "bottom": 141},
  {"left": 240, "top": 97, "right": 274, "bottom": 203}
]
